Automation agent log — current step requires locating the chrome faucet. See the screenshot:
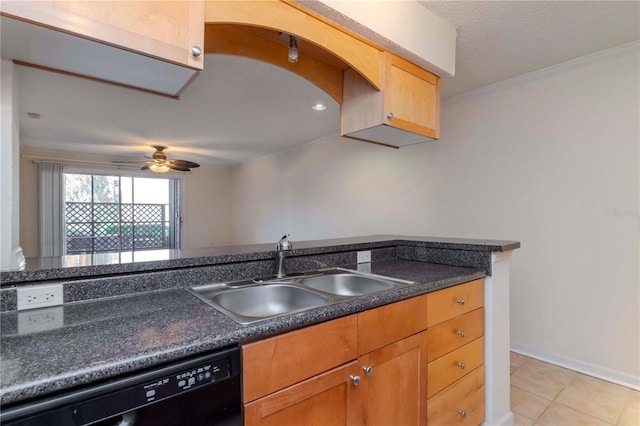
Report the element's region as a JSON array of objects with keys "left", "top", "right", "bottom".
[{"left": 276, "top": 234, "right": 292, "bottom": 278}]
